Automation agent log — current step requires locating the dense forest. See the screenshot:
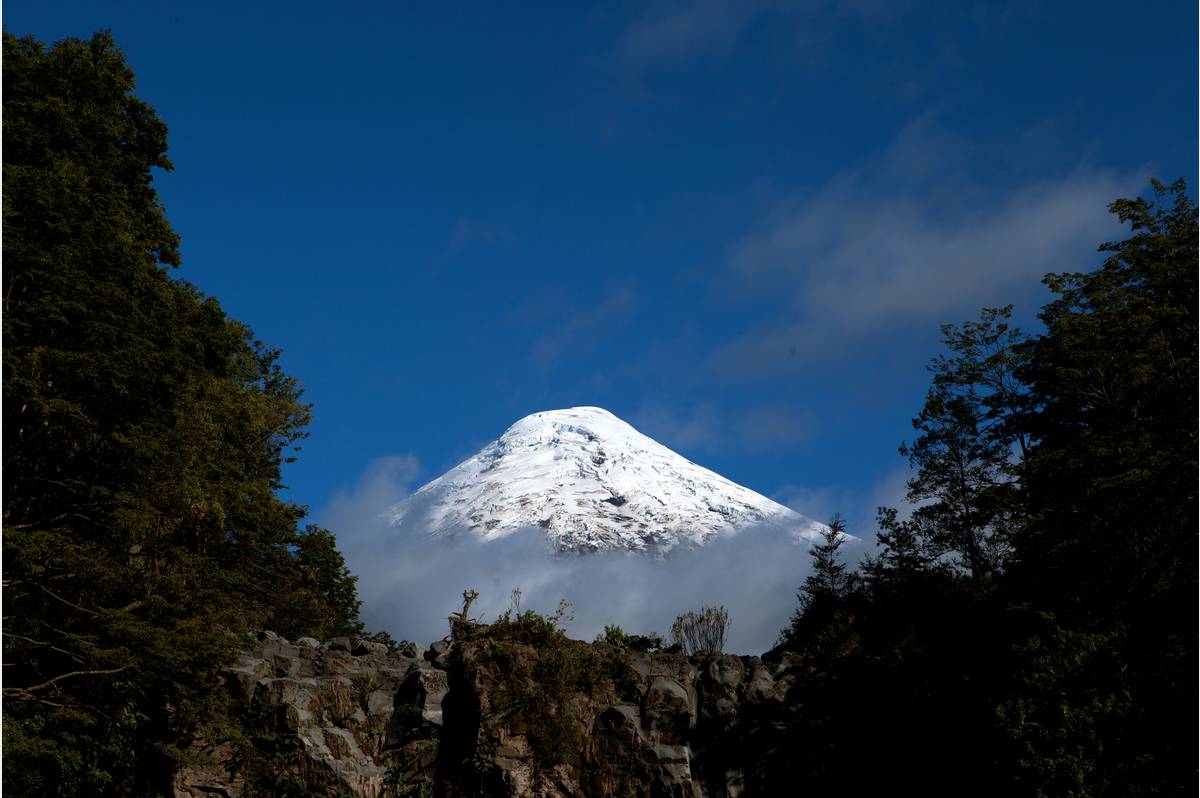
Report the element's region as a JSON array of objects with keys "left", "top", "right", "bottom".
[
  {"left": 776, "top": 181, "right": 1197, "bottom": 795},
  {"left": 3, "top": 30, "right": 1196, "bottom": 797},
  {"left": 3, "top": 31, "right": 369, "bottom": 793}
]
